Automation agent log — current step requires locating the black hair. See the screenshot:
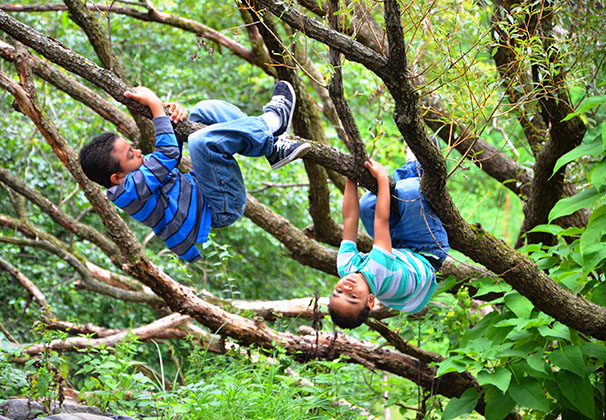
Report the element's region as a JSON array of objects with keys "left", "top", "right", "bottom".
[
  {"left": 79, "top": 132, "right": 121, "bottom": 188},
  {"left": 328, "top": 301, "right": 371, "bottom": 329}
]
